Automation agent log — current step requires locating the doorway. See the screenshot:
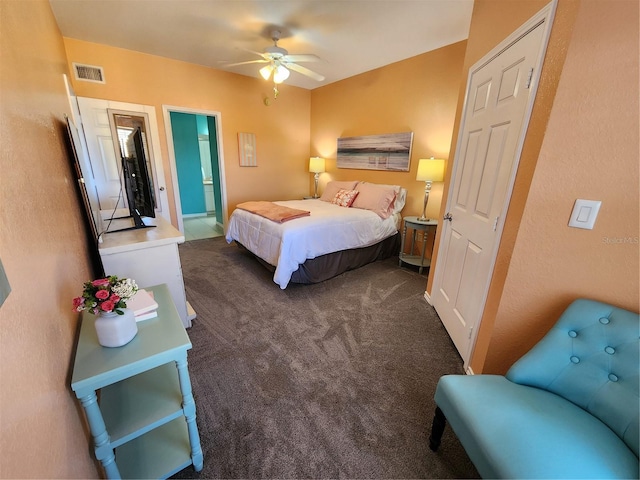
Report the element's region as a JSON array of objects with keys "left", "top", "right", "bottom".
[{"left": 162, "top": 106, "right": 227, "bottom": 240}]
